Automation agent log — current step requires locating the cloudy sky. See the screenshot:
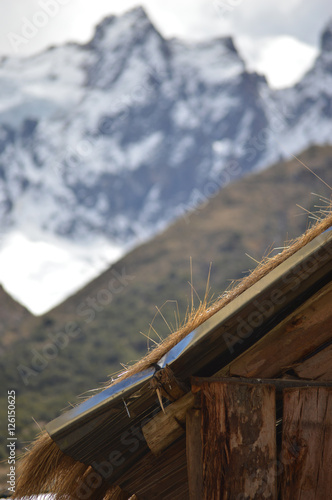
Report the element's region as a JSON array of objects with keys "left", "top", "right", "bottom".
[{"left": 1, "top": 0, "right": 332, "bottom": 87}]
